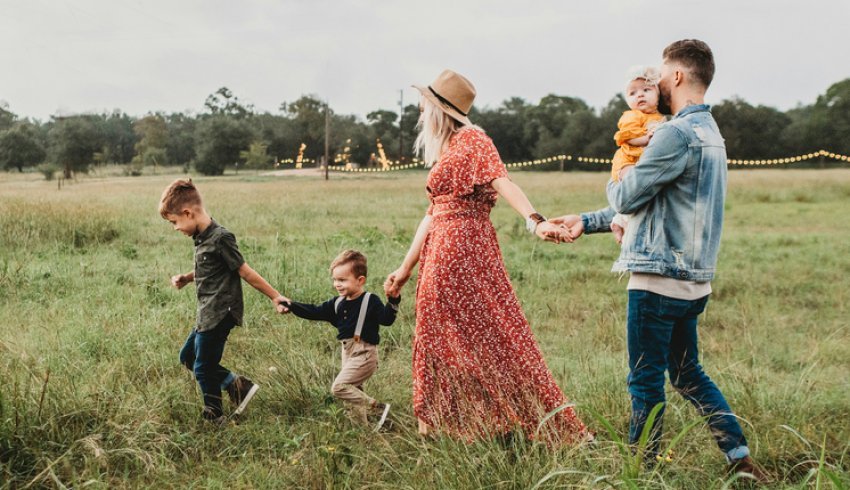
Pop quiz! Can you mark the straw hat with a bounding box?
[413,69,475,126]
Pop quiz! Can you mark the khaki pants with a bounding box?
[331,339,378,423]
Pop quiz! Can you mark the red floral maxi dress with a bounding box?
[413,127,590,444]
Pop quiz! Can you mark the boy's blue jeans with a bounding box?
[179,315,237,418]
[626,290,749,460]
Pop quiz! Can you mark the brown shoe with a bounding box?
[226,376,259,416]
[727,456,771,485]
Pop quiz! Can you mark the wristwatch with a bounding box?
[525,212,546,233]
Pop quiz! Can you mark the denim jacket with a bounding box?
[581,105,726,282]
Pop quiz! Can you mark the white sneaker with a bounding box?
[374,403,390,431]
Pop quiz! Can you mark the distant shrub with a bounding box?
[37,163,60,181]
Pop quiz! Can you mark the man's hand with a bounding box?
[549,215,584,241]
[171,274,192,289]
[535,221,570,243]
[273,295,291,314]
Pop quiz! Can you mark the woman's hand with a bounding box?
[535,221,571,243]
[549,215,584,241]
[384,267,412,297]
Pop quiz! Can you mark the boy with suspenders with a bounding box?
[282,250,399,429]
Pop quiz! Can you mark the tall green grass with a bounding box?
[1,169,848,488]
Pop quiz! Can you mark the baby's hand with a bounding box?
[611,223,625,245]
[384,281,399,299]
[646,121,663,139]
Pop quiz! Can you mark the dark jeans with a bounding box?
[626,290,747,457]
[179,315,236,418]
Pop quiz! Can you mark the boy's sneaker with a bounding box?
[372,402,391,431]
[226,376,259,416]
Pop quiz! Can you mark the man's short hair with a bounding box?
[159,179,203,218]
[330,249,368,278]
[663,39,715,88]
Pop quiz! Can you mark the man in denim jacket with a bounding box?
[553,40,766,480]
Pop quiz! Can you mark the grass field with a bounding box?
[1,168,849,489]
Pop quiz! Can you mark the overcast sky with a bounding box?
[2,0,848,121]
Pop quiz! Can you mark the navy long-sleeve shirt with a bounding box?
[286,292,400,345]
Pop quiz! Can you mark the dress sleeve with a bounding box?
[614,111,646,146]
[451,129,508,197]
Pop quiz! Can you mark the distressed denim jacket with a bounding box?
[581,105,726,282]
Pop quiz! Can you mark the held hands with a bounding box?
[384,267,411,298]
[171,274,192,289]
[535,221,572,243]
[273,295,291,314]
[547,214,584,243]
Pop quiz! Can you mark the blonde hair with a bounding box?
[624,65,661,93]
[330,249,368,278]
[413,97,462,166]
[159,179,203,218]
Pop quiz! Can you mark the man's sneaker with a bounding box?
[372,402,391,431]
[727,456,771,485]
[226,376,259,416]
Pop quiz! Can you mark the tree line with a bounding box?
[1,79,848,178]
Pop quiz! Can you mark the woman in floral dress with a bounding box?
[384,70,591,444]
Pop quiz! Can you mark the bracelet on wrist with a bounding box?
[525,213,546,233]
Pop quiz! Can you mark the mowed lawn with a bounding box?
[1,168,849,489]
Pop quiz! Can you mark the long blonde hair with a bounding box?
[413,97,462,167]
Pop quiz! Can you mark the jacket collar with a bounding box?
[674,104,710,119]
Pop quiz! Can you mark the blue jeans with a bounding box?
[626,290,748,459]
[179,315,237,418]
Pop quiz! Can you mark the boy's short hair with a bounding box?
[330,249,368,278]
[159,179,203,218]
[663,39,715,89]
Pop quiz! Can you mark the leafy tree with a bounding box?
[366,109,400,160]
[251,113,300,165]
[0,103,16,131]
[802,78,850,155]
[0,122,47,171]
[472,97,535,162]
[400,103,420,161]
[133,114,168,168]
[239,141,272,170]
[97,111,136,164]
[332,114,372,165]
[165,113,197,166]
[205,87,253,119]
[281,95,328,161]
[530,95,599,158]
[713,97,791,158]
[194,116,252,175]
[780,104,813,156]
[49,116,102,178]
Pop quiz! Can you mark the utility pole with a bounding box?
[324,99,330,181]
[398,89,404,163]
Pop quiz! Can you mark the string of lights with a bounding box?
[321,149,850,173]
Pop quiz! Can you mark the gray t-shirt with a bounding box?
[193,220,245,332]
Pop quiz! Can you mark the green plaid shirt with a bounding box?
[193,220,245,332]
